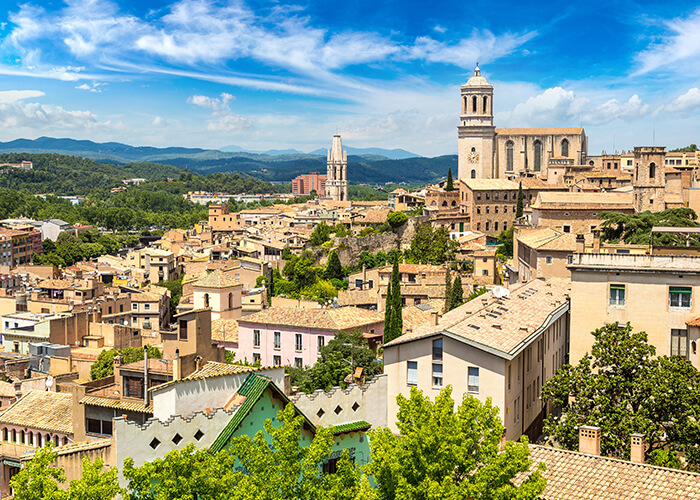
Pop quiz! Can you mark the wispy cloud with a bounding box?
[658,87,700,115]
[0,90,45,102]
[75,81,105,92]
[188,92,252,132]
[634,7,700,75]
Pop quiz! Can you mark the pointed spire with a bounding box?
[329,134,344,163]
[475,62,480,76]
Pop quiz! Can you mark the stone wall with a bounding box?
[291,374,387,429]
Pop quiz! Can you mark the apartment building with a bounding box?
[0,229,42,267]
[459,179,519,236]
[569,253,700,369]
[291,172,326,196]
[126,248,179,282]
[208,203,243,233]
[384,278,570,441]
[530,192,634,234]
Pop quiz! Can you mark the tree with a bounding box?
[90,345,162,380]
[496,226,514,258]
[310,222,332,246]
[366,386,546,500]
[599,208,700,246]
[443,269,452,313]
[157,277,183,313]
[384,279,393,341]
[9,444,67,500]
[516,182,524,219]
[383,258,403,343]
[386,211,408,229]
[282,247,294,260]
[541,322,700,468]
[67,457,121,500]
[409,224,457,265]
[446,168,454,191]
[449,275,464,309]
[325,250,344,281]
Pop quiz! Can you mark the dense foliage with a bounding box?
[542,322,700,469]
[367,386,546,499]
[34,230,140,267]
[386,211,407,229]
[670,144,698,152]
[273,251,347,303]
[408,224,457,264]
[90,345,163,380]
[286,330,381,393]
[598,208,700,245]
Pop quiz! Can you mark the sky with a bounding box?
[0,0,700,157]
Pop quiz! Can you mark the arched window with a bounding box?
[533,140,542,172]
[2,428,7,441]
[451,200,457,207]
[472,96,477,113]
[11,429,16,443]
[441,201,448,207]
[228,293,233,310]
[63,436,68,445]
[561,138,569,157]
[503,222,508,231]
[506,141,514,172]
[204,293,210,308]
[471,169,476,179]
[54,435,59,446]
[463,96,467,114]
[20,430,24,444]
[483,96,488,113]
[649,162,656,179]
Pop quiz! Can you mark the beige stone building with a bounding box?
[459,178,519,236]
[530,192,634,234]
[192,270,242,321]
[568,253,700,369]
[126,248,179,283]
[383,278,570,441]
[458,65,587,180]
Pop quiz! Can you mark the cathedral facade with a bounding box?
[458,65,588,181]
[325,134,349,202]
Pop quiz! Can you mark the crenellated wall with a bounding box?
[291,374,387,429]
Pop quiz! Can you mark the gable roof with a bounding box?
[531,192,633,210]
[0,390,73,434]
[521,444,700,499]
[238,306,383,331]
[495,127,584,135]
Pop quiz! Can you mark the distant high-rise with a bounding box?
[325,134,348,201]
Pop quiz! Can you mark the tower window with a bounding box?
[472,96,477,113]
[471,169,476,179]
[483,96,488,113]
[561,138,569,157]
[649,163,656,179]
[533,141,542,172]
[506,141,514,172]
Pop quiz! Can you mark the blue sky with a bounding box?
[0,0,699,156]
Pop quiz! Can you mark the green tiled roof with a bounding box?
[330,421,371,435]
[209,374,271,453]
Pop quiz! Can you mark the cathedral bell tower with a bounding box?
[458,64,496,180]
[325,134,348,202]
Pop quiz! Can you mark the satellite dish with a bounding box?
[45,375,54,390]
[492,286,510,298]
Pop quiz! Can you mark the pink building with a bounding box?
[236,307,384,367]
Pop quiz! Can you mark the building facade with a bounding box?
[325,135,348,202]
[459,178,519,236]
[292,173,326,196]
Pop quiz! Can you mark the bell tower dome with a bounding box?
[458,63,496,180]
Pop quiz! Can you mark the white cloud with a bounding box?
[75,81,104,92]
[582,95,649,124]
[151,116,166,127]
[188,92,251,132]
[659,88,700,115]
[432,25,447,34]
[635,8,700,75]
[0,100,102,130]
[0,90,45,102]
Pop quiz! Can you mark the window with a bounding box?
[179,320,188,340]
[670,286,692,308]
[508,364,511,391]
[86,418,113,436]
[295,333,302,351]
[472,95,477,112]
[483,95,488,113]
[407,361,418,386]
[253,329,261,348]
[132,303,138,311]
[143,318,151,329]
[432,338,443,360]
[567,255,573,264]
[295,357,303,368]
[533,140,542,172]
[432,363,443,387]
[503,206,507,213]
[274,331,281,349]
[120,304,124,313]
[561,138,569,157]
[494,222,499,232]
[253,353,261,363]
[468,367,479,393]
[476,207,481,215]
[144,303,150,311]
[124,376,144,398]
[545,256,553,265]
[471,169,476,179]
[610,284,625,306]
[562,224,571,233]
[671,329,689,357]
[649,162,656,179]
[273,355,281,366]
[318,336,325,352]
[506,141,514,172]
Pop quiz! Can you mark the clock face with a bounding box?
[468,150,480,163]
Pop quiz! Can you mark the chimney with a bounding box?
[579,426,601,456]
[592,229,601,252]
[143,346,149,407]
[575,233,585,253]
[430,311,440,326]
[173,349,181,381]
[631,433,645,464]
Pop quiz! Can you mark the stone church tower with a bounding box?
[325,134,348,201]
[458,64,496,180]
[633,146,666,212]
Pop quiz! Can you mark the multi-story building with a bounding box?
[568,253,700,370]
[530,192,634,234]
[0,229,42,267]
[292,173,326,196]
[126,248,179,283]
[459,178,519,236]
[208,204,243,233]
[383,278,570,441]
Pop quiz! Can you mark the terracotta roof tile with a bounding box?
[193,269,241,289]
[211,318,239,343]
[461,179,519,191]
[531,192,633,210]
[519,445,700,499]
[79,395,153,413]
[239,306,383,331]
[495,127,585,135]
[0,391,73,434]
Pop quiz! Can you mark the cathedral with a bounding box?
[325,134,349,201]
[457,65,588,180]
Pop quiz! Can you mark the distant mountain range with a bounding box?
[0,136,451,184]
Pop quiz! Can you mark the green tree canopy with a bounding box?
[366,386,546,500]
[598,208,700,245]
[446,168,454,191]
[90,345,162,380]
[386,211,408,229]
[325,250,344,281]
[409,224,457,264]
[310,222,333,246]
[541,322,700,469]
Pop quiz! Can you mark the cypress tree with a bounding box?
[446,168,454,192]
[444,268,452,313]
[516,182,524,219]
[384,280,393,340]
[450,275,464,309]
[324,250,343,281]
[389,257,403,339]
